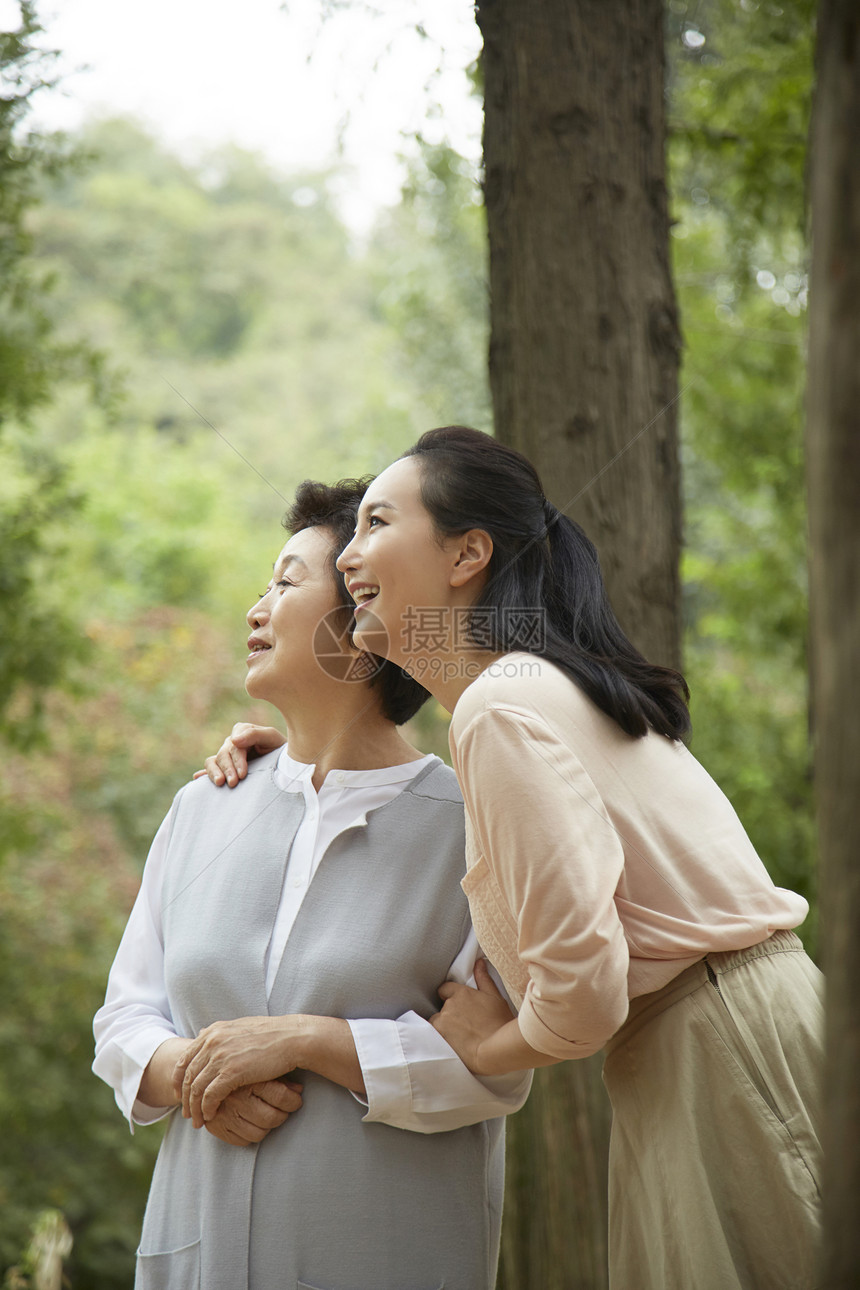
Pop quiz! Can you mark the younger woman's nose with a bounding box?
[336,538,359,572]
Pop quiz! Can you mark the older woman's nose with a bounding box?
[247,598,270,628]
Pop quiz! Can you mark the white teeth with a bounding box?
[354,586,380,604]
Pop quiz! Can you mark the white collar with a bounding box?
[274,744,437,794]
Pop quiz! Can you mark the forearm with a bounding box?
[477,1019,564,1077]
[139,1036,190,1108]
[293,1015,365,1096]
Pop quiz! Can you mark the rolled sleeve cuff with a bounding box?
[517,995,615,1061]
[94,1024,179,1131]
[347,1017,410,1120]
[348,1013,532,1133]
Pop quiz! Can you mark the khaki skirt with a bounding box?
[602,930,823,1290]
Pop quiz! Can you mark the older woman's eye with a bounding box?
[276,579,295,590]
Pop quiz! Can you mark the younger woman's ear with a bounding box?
[449,529,493,588]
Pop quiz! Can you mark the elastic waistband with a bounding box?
[605,929,805,1056]
[704,927,804,975]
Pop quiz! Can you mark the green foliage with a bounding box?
[0,773,162,1287]
[0,0,63,423]
[0,437,86,741]
[667,0,814,250]
[371,142,491,429]
[0,2,106,740]
[667,0,816,941]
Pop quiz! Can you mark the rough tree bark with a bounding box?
[476,2,682,1286]
[477,0,682,671]
[807,3,860,1285]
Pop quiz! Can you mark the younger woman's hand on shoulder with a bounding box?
[192,722,286,787]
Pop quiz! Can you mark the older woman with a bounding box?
[93,477,529,1290]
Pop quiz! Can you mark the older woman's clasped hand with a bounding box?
[203,1079,302,1147]
[430,959,516,1075]
[174,1016,305,1129]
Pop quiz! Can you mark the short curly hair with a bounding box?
[283,478,430,726]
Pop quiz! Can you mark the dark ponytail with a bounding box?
[403,426,690,741]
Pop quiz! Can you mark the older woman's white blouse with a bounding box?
[93,747,530,1134]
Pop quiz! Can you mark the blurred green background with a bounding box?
[0,1,815,1283]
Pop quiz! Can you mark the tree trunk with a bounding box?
[807,3,860,1284]
[477,3,682,1286]
[477,0,682,671]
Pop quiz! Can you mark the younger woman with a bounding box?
[332,425,822,1290]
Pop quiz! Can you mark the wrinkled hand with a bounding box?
[430,959,515,1074]
[192,722,286,787]
[174,1016,303,1127]
[204,1078,303,1147]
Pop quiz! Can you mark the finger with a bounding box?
[230,723,261,746]
[192,768,206,780]
[203,754,226,787]
[251,1080,302,1113]
[475,958,504,996]
[215,744,242,787]
[232,724,286,759]
[437,980,465,1001]
[200,1072,237,1124]
[228,744,248,783]
[248,1081,295,1112]
[173,1044,199,1100]
[181,1047,211,1118]
[243,1095,290,1132]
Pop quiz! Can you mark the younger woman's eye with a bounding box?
[368,515,385,529]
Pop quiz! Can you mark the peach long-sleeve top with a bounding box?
[449,653,809,1061]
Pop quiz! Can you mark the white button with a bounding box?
[336,772,345,783]
[290,877,304,888]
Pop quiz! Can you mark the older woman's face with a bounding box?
[245,526,352,708]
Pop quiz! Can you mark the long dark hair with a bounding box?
[403,426,690,740]
[284,478,430,726]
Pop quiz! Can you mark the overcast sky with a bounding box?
[11,0,482,229]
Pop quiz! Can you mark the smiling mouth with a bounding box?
[247,641,272,659]
[352,585,380,612]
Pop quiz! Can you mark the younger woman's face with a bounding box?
[336,456,469,668]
